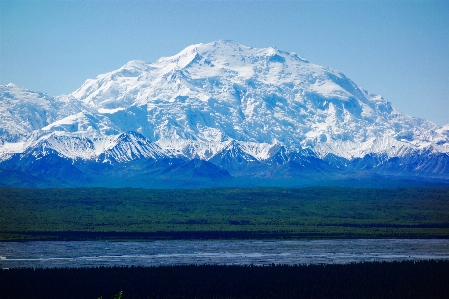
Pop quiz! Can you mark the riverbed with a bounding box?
[1,239,448,268]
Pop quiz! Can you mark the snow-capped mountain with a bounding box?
[0,84,82,143]
[1,40,448,187]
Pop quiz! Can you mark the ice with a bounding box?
[0,40,448,168]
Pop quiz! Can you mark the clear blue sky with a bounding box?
[1,0,448,125]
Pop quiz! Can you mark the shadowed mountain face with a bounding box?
[1,41,449,187]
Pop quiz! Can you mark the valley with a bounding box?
[1,187,448,241]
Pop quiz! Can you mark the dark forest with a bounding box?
[2,261,449,299]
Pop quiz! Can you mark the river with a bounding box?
[1,239,448,268]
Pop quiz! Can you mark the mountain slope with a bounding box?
[1,40,449,187]
[65,40,447,157]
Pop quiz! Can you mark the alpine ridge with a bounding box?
[1,40,448,187]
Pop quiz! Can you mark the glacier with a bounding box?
[1,40,448,187]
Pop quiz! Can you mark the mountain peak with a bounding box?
[1,41,449,185]
[44,41,445,153]
[121,60,151,71]
[5,83,21,88]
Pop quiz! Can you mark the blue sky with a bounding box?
[1,0,448,125]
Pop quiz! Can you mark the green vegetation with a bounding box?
[1,187,449,241]
[98,291,123,299]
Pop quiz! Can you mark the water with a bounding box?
[1,239,448,268]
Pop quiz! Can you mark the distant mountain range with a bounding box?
[1,40,449,188]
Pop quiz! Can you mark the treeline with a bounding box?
[1,261,449,299]
[1,187,449,240]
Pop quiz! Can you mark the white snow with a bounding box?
[0,40,448,163]
[98,107,125,114]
